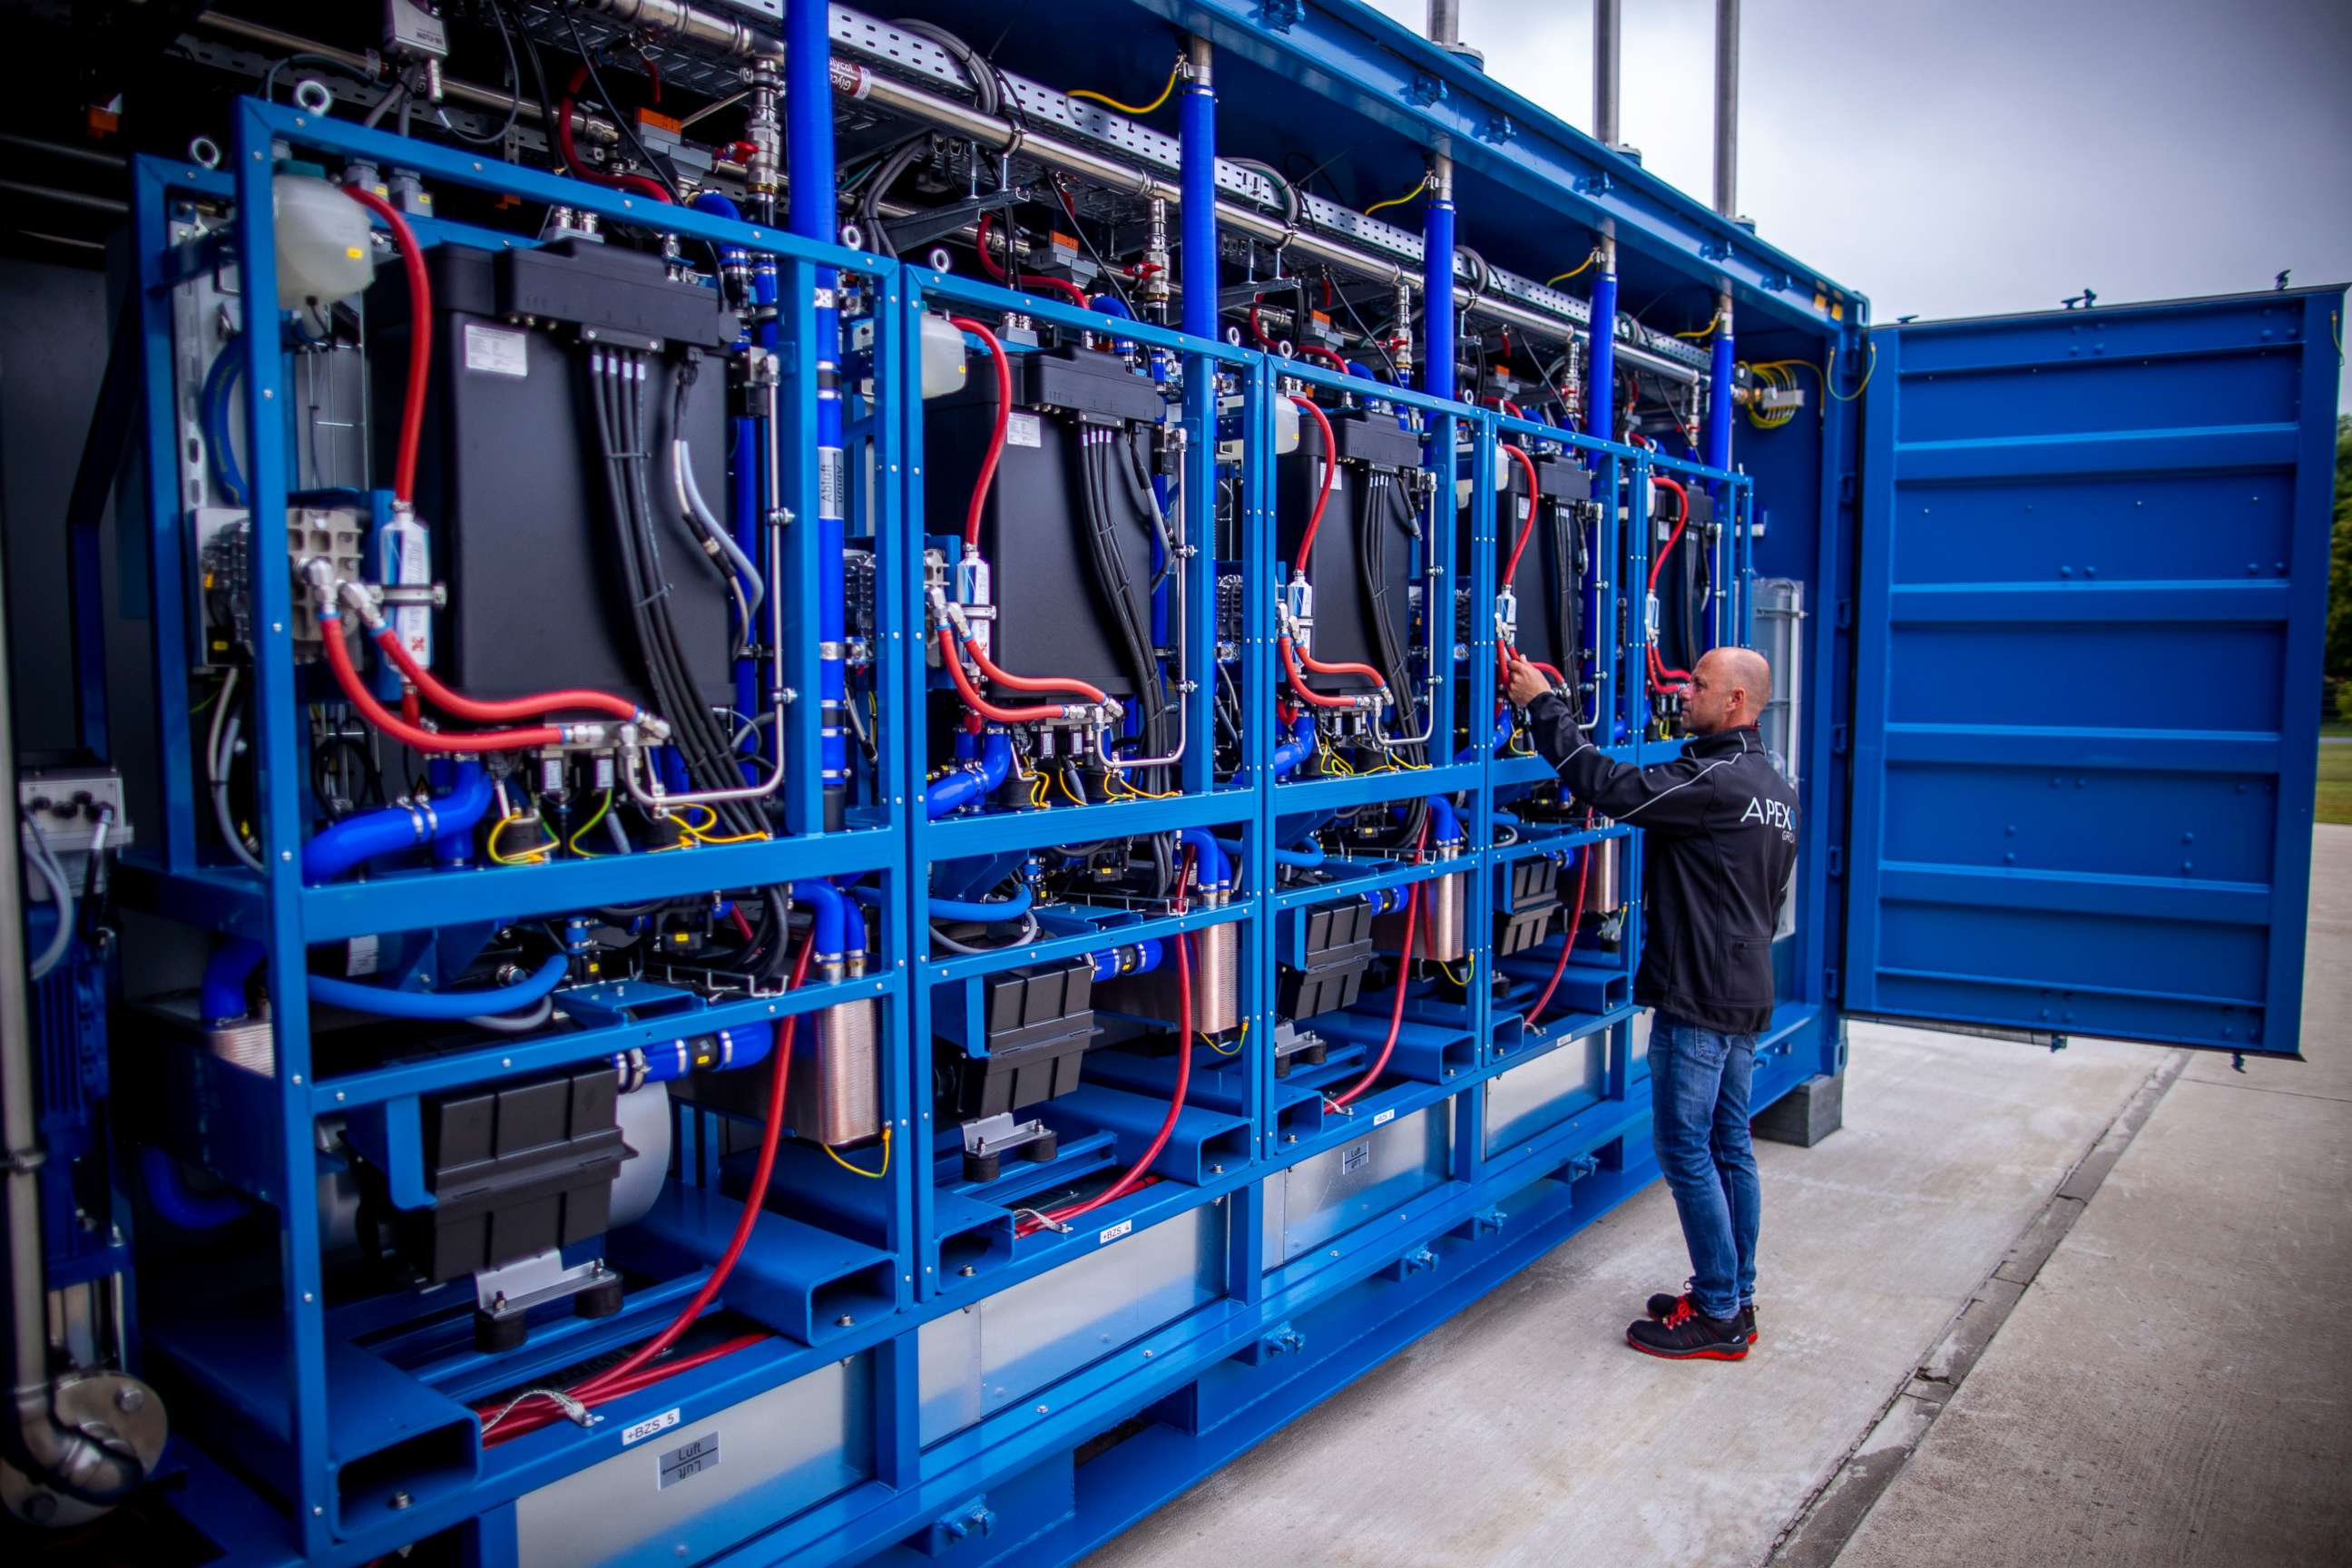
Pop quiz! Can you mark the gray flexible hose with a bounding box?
[927,911,1039,956]
[19,820,73,983]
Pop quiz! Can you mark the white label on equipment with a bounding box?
[1097,1219,1132,1246]
[1006,412,1043,449]
[621,1408,680,1446]
[657,1432,720,1489]
[1341,1141,1371,1174]
[346,934,378,977]
[463,323,529,377]
[818,446,848,521]
[1372,1108,1396,1128]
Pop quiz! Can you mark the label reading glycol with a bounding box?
[462,323,528,377]
[621,1408,680,1446]
[1006,412,1043,449]
[658,1432,720,1489]
[1097,1218,1133,1246]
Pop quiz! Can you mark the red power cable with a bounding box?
[339,185,429,508]
[1019,853,1197,1236]
[949,316,1011,551]
[322,616,562,751]
[964,639,1108,704]
[374,629,642,724]
[940,630,1067,724]
[1279,635,1383,710]
[1299,345,1350,374]
[1288,394,1338,574]
[481,936,815,1446]
[1646,475,1694,693]
[1525,809,1597,1028]
[1499,443,1543,588]
[1327,817,1432,1112]
[972,214,1089,307]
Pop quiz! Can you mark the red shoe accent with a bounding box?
[1625,1329,1750,1362]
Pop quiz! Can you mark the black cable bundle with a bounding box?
[1547,495,1583,689]
[1359,469,1426,851]
[1679,505,1710,678]
[1359,469,1420,764]
[1077,425,1171,790]
[588,347,764,837]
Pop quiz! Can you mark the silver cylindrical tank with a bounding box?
[1415,872,1469,962]
[789,995,884,1147]
[1583,837,1623,915]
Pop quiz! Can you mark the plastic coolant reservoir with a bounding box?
[922,314,969,399]
[274,175,376,309]
[1274,395,1301,456]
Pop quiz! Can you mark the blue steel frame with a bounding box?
[90,8,1861,1555]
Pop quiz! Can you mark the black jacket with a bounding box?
[1524,694,1798,1034]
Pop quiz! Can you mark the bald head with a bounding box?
[1685,647,1771,736]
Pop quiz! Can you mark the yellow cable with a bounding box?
[816,1128,891,1180]
[1200,1017,1249,1056]
[1546,251,1601,286]
[1361,174,1428,218]
[487,812,553,866]
[1054,769,1089,808]
[564,789,613,858]
[1068,58,1184,116]
[1673,311,1724,341]
[1826,339,1877,402]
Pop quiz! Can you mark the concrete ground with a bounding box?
[1828,827,2352,1568]
[1080,828,2350,1568]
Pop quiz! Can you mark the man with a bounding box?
[1505,646,1797,1362]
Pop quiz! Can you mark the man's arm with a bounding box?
[1520,689,1721,835]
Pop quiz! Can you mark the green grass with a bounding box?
[2321,741,2352,828]
[2324,720,2352,739]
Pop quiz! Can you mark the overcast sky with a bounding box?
[1363,0,2352,407]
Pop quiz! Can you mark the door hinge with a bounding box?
[1824,967,1841,1001]
[1831,722,1849,756]
[1838,473,1857,507]
[1835,599,1854,631]
[1827,846,1844,878]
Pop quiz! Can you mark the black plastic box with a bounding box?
[1275,411,1421,695]
[368,240,733,710]
[1494,858,1564,958]
[926,349,1165,698]
[408,1069,626,1282]
[937,959,1099,1122]
[1278,897,1377,1019]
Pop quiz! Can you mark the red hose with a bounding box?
[339,185,428,508]
[1247,298,1276,350]
[1289,394,1338,574]
[1300,346,1350,375]
[1280,635,1377,710]
[965,636,1108,704]
[481,937,813,1446]
[1500,444,1542,589]
[476,1331,770,1445]
[949,317,1011,551]
[323,616,561,751]
[1328,817,1432,1112]
[1646,475,1690,595]
[970,215,1089,308]
[375,629,640,723]
[975,212,1008,279]
[942,630,1067,724]
[553,83,674,203]
[1525,810,1596,1028]
[1020,856,1197,1236]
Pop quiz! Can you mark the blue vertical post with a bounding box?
[1420,157,1455,401]
[233,103,331,1558]
[788,0,848,828]
[1703,299,1735,657]
[1180,35,1217,797]
[1179,38,1217,345]
[1585,258,1618,441]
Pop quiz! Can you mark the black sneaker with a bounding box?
[1645,1289,1759,1345]
[1627,1297,1749,1360]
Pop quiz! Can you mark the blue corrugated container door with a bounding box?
[1846,288,2344,1056]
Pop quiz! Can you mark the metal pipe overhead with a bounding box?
[1593,0,1622,150]
[1713,0,1740,220]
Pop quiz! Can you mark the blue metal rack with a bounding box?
[41,1,1930,1559]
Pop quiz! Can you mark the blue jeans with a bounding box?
[1648,1014,1759,1321]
